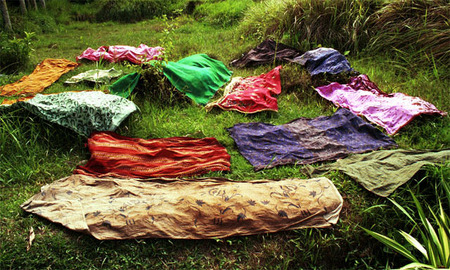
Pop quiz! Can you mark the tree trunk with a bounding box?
[38,0,46,9]
[19,0,27,14]
[31,0,37,11]
[26,0,31,10]
[0,0,12,32]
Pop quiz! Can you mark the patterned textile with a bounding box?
[228,108,397,170]
[315,74,447,134]
[206,66,282,113]
[303,149,450,197]
[21,174,343,240]
[76,44,164,64]
[74,131,231,178]
[65,68,123,84]
[0,59,79,97]
[230,39,302,67]
[19,91,137,136]
[163,54,232,105]
[109,72,141,98]
[293,47,353,76]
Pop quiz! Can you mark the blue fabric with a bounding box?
[293,47,353,76]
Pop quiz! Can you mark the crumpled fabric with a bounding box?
[163,54,232,105]
[64,68,123,84]
[228,108,397,171]
[108,72,140,98]
[21,174,343,240]
[206,66,282,113]
[315,74,447,135]
[0,59,79,97]
[18,91,137,136]
[76,44,164,64]
[293,47,353,76]
[230,39,303,67]
[74,131,231,178]
[303,149,450,197]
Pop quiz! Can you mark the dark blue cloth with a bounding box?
[293,47,353,76]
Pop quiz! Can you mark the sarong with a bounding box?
[65,68,123,84]
[293,47,353,76]
[76,44,164,64]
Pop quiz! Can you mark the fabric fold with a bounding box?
[76,44,164,64]
[108,72,141,98]
[292,47,353,76]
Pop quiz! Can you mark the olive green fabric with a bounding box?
[109,72,141,98]
[303,149,450,197]
[163,54,232,105]
[65,68,123,84]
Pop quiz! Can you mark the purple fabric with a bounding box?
[228,108,397,170]
[76,44,164,64]
[315,74,447,135]
[293,47,353,76]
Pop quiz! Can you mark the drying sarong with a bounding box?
[293,47,353,76]
[65,68,123,84]
[76,44,164,64]
[303,149,450,197]
[163,54,232,105]
[230,39,302,67]
[0,59,79,97]
[315,74,447,134]
[74,132,231,178]
[206,66,282,113]
[18,91,137,136]
[228,108,397,170]
[109,72,140,98]
[21,174,343,240]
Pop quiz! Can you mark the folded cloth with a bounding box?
[21,174,343,240]
[303,149,450,197]
[0,59,79,97]
[76,44,164,64]
[292,47,353,76]
[163,54,232,105]
[230,39,303,67]
[228,108,397,170]
[108,72,140,98]
[74,131,231,178]
[206,66,282,113]
[64,68,123,84]
[315,74,447,134]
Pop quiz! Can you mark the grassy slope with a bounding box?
[0,14,449,269]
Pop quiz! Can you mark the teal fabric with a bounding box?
[65,68,123,84]
[163,54,232,105]
[109,72,141,98]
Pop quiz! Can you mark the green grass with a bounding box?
[0,2,449,269]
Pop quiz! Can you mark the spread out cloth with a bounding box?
[17,91,137,136]
[21,174,343,240]
[315,74,447,135]
[292,47,353,76]
[163,54,232,105]
[205,66,282,113]
[109,72,141,98]
[0,59,79,97]
[74,131,231,178]
[65,68,123,84]
[230,39,303,67]
[303,149,450,197]
[76,44,164,64]
[228,108,397,171]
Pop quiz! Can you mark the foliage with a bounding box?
[0,32,34,74]
[193,0,253,27]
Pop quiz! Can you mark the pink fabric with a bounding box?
[76,44,164,64]
[315,74,447,135]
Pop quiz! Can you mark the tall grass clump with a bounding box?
[193,0,253,27]
[0,32,34,74]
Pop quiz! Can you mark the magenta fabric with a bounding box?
[315,74,447,135]
[76,44,164,64]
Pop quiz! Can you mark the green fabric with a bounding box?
[65,68,123,84]
[303,149,450,197]
[109,72,141,98]
[163,54,232,105]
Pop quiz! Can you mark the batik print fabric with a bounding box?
[315,74,447,135]
[206,66,282,113]
[76,44,164,64]
[74,131,231,178]
[292,47,353,76]
[64,68,123,84]
[228,108,397,171]
[0,59,79,97]
[21,174,343,240]
[230,39,303,67]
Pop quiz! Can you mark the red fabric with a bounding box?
[74,132,231,178]
[212,66,282,113]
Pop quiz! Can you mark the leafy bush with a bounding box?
[193,0,252,27]
[95,0,179,22]
[0,32,34,74]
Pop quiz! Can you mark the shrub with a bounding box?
[193,0,252,27]
[95,0,179,22]
[0,32,34,74]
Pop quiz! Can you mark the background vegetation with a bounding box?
[1,0,449,269]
